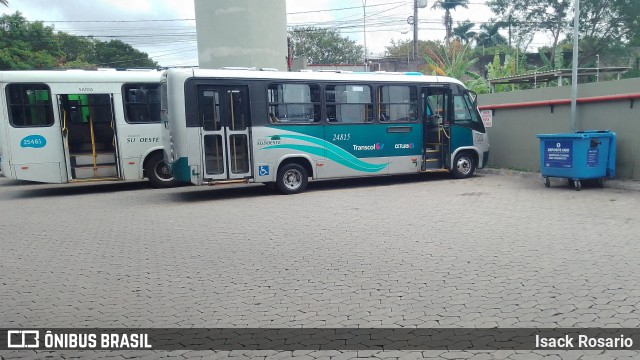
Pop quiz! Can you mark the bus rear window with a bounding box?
[7,83,54,127]
[123,83,161,124]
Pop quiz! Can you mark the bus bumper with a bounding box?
[481,151,489,168]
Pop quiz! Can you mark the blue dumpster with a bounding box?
[536,130,616,190]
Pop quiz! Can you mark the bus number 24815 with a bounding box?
[332,133,351,141]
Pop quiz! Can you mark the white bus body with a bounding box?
[0,70,177,187]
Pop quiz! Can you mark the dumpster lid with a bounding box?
[537,130,614,139]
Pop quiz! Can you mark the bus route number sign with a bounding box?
[543,140,573,168]
[20,135,47,148]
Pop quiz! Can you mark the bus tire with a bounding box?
[276,163,308,195]
[146,153,178,188]
[451,151,476,179]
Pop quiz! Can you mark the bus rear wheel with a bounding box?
[276,163,308,195]
[146,153,178,188]
[452,151,476,179]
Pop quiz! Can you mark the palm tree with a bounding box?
[422,40,479,81]
[431,0,469,46]
[453,20,476,45]
[0,0,8,6]
[476,22,507,48]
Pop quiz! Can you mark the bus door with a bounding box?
[58,94,121,181]
[420,86,451,171]
[199,86,252,180]
[4,83,65,183]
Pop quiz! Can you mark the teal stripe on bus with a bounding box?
[171,157,191,182]
[450,126,473,153]
[273,123,423,158]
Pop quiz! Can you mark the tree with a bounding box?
[488,0,571,68]
[288,27,363,65]
[476,22,507,48]
[0,12,158,70]
[384,39,442,60]
[421,40,482,85]
[1,0,8,6]
[575,0,640,65]
[93,40,157,68]
[422,41,489,93]
[431,0,470,46]
[453,20,476,44]
[56,32,96,68]
[486,53,517,92]
[0,12,62,69]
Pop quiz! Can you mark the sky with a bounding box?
[1,0,553,67]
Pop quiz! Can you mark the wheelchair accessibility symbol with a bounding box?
[258,165,269,176]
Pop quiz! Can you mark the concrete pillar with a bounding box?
[194,0,288,70]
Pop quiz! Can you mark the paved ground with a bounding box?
[0,173,639,359]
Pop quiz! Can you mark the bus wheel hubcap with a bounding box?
[155,162,173,180]
[457,157,471,175]
[283,169,302,189]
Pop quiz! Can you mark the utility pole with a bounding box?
[362,0,367,71]
[508,15,512,48]
[413,0,418,60]
[570,0,580,132]
[596,54,600,82]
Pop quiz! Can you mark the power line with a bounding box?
[27,18,195,24]
[287,1,406,15]
[23,2,409,24]
[4,1,564,65]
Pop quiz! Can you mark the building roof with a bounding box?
[488,67,631,86]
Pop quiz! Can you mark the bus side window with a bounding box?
[325,84,373,123]
[453,93,484,132]
[379,85,417,122]
[267,83,321,124]
[123,83,161,124]
[6,84,54,127]
[453,95,471,122]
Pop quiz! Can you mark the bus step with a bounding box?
[206,179,250,186]
[424,149,440,159]
[69,177,121,183]
[420,169,449,173]
[423,159,442,169]
[71,153,116,167]
[77,143,109,152]
[72,165,118,179]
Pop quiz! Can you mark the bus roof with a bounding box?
[0,69,162,83]
[172,68,465,87]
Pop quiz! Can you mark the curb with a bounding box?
[477,168,640,192]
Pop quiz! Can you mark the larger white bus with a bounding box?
[0,70,178,187]
[162,68,489,194]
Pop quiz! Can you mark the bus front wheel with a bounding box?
[452,152,476,179]
[276,163,308,195]
[146,153,178,188]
